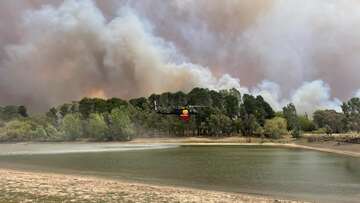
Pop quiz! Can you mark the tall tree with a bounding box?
[187,88,212,106]
[342,97,360,133]
[0,106,24,121]
[241,94,274,126]
[313,110,346,133]
[224,94,240,119]
[129,97,149,110]
[62,113,83,141]
[283,103,298,131]
[18,106,28,117]
[207,113,232,136]
[86,113,109,141]
[240,114,259,136]
[109,107,134,141]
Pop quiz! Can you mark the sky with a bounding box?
[0,0,359,113]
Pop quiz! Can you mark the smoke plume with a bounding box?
[0,0,242,111]
[355,90,360,98]
[0,0,359,114]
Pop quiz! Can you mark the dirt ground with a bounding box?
[129,136,360,157]
[0,169,307,203]
[295,140,360,155]
[129,136,294,144]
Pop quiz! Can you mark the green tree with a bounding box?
[256,96,275,121]
[207,113,232,136]
[86,113,109,141]
[106,98,128,111]
[264,117,288,139]
[283,103,298,131]
[241,94,274,126]
[78,98,96,118]
[45,124,64,140]
[59,103,72,117]
[46,107,60,127]
[18,106,28,117]
[62,113,83,141]
[2,120,33,141]
[313,110,346,133]
[298,115,316,132]
[109,107,135,141]
[31,126,48,141]
[129,97,149,110]
[188,88,212,106]
[0,106,24,121]
[210,90,224,110]
[342,97,360,133]
[240,114,259,136]
[224,94,240,119]
[291,126,303,138]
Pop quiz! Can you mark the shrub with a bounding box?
[1,120,33,141]
[30,126,48,141]
[45,125,65,141]
[298,116,316,132]
[264,117,288,139]
[291,126,303,138]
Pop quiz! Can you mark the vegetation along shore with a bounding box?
[0,87,359,143]
[0,87,358,203]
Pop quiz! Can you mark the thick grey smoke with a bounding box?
[241,0,360,97]
[0,0,242,111]
[0,0,359,114]
[356,90,360,98]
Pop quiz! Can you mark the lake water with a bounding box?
[0,144,359,203]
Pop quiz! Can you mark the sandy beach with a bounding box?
[0,169,307,203]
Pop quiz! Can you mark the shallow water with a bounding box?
[0,144,359,203]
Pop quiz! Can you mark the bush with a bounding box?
[0,120,33,141]
[291,127,303,138]
[324,125,333,135]
[312,128,326,134]
[30,126,48,141]
[298,116,315,132]
[45,125,65,141]
[264,117,288,139]
[254,126,265,137]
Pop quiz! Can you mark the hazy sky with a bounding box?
[0,0,359,113]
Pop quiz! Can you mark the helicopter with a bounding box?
[153,101,207,122]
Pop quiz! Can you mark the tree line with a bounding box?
[0,87,359,142]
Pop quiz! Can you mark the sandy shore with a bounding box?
[0,169,307,203]
[130,137,360,157]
